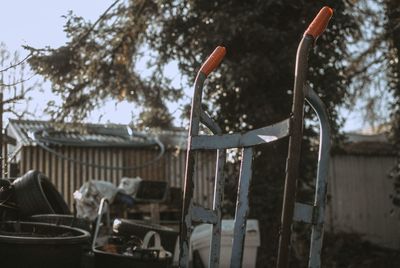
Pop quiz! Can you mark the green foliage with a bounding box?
[385,0,400,208]
[26,1,180,127]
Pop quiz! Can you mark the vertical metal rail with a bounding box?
[179,72,205,268]
[202,110,227,267]
[277,34,313,268]
[277,7,333,268]
[231,147,254,267]
[209,148,227,267]
[305,86,331,268]
[92,198,111,251]
[179,47,227,268]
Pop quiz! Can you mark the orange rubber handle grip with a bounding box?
[199,46,226,76]
[304,6,334,39]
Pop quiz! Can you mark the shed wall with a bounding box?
[17,145,400,249]
[18,146,216,209]
[326,154,400,249]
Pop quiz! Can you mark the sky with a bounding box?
[0,1,365,132]
[0,1,109,50]
[0,0,143,126]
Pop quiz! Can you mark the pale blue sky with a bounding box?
[0,1,140,126]
[0,1,364,131]
[0,1,110,52]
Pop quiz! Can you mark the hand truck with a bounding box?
[179,7,334,268]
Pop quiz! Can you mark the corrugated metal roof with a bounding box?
[332,132,395,156]
[334,141,395,156]
[6,119,171,148]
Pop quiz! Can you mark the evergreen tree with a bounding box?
[385,0,400,209]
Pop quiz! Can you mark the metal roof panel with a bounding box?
[6,119,160,148]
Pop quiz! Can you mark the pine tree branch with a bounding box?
[72,0,121,48]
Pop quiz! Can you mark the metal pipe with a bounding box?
[179,72,206,268]
[277,35,314,268]
[305,86,331,268]
[92,198,111,251]
[208,148,226,267]
[230,147,254,268]
[179,46,226,267]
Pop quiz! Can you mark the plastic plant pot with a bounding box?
[30,214,92,233]
[0,221,90,268]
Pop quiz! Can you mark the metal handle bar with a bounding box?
[181,7,333,267]
[305,85,331,268]
[92,198,111,251]
[179,47,227,268]
[277,7,334,268]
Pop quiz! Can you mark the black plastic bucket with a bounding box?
[30,214,92,232]
[0,221,90,268]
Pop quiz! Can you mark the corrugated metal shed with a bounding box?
[326,135,400,249]
[334,132,395,156]
[7,119,159,147]
[5,120,216,211]
[327,154,400,249]
[12,120,397,249]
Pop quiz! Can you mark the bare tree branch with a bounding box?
[2,94,25,105]
[345,54,386,79]
[0,74,36,87]
[0,52,32,73]
[3,108,33,119]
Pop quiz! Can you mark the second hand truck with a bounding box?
[179,7,334,268]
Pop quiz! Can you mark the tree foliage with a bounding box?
[27,0,359,265]
[385,0,400,209]
[26,0,180,128]
[343,0,394,132]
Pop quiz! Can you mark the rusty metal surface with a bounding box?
[277,35,314,268]
[209,148,226,267]
[179,72,206,268]
[230,147,254,268]
[191,205,217,224]
[179,65,289,267]
[181,37,331,268]
[191,118,290,150]
[305,86,331,268]
[293,202,314,224]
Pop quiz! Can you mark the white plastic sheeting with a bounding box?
[73,180,119,221]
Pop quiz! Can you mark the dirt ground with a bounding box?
[281,231,400,268]
[321,232,400,268]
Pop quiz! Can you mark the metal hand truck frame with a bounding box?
[179,7,334,268]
